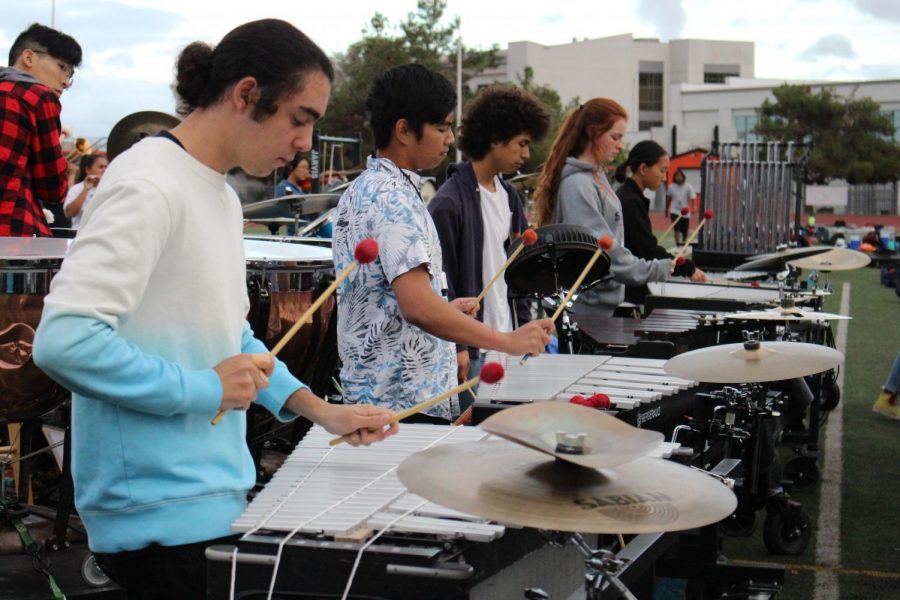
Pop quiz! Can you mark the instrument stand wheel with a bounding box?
[783,454,820,490]
[81,553,112,587]
[820,375,841,412]
[763,496,811,555]
[722,508,757,537]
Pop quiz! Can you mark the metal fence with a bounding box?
[846,182,898,215]
[701,142,807,255]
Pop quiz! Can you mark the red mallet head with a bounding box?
[680,207,690,216]
[569,394,588,406]
[598,235,614,251]
[703,209,715,220]
[588,393,611,409]
[354,238,379,264]
[675,256,686,266]
[521,228,538,246]
[479,361,505,385]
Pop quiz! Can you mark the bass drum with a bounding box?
[0,238,71,424]
[505,224,612,296]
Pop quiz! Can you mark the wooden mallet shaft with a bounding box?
[659,207,689,242]
[475,229,537,304]
[211,239,379,426]
[673,210,714,262]
[327,376,481,446]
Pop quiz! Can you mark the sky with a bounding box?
[3,0,900,141]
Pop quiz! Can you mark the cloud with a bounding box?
[635,0,686,40]
[540,14,565,25]
[851,0,900,22]
[799,34,856,61]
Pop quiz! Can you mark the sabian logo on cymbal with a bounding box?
[574,492,671,510]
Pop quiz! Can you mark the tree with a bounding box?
[516,66,578,171]
[318,0,499,162]
[755,84,900,184]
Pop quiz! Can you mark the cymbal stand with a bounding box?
[571,534,637,600]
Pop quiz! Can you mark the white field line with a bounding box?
[814,282,850,600]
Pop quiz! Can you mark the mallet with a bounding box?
[211,238,379,426]
[475,229,537,304]
[672,209,714,263]
[327,361,505,446]
[521,235,614,364]
[659,206,690,243]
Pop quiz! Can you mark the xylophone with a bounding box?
[644,280,790,312]
[471,354,703,434]
[207,424,683,600]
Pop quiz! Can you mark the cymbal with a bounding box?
[745,245,832,261]
[107,111,181,161]
[725,308,851,322]
[480,402,663,469]
[735,246,831,272]
[664,341,843,383]
[787,248,871,271]
[398,441,737,534]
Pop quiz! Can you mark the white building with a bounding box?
[666,77,900,152]
[467,33,755,134]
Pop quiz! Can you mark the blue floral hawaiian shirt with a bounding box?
[333,157,457,420]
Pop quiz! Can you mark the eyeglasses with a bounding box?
[29,49,75,85]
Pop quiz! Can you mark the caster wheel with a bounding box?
[722,509,756,537]
[763,499,811,555]
[784,455,820,489]
[821,377,841,412]
[81,553,112,587]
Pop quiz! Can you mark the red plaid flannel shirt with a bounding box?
[0,79,68,237]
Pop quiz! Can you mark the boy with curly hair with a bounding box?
[429,85,550,406]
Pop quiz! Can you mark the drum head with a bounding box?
[243,239,332,263]
[505,224,611,296]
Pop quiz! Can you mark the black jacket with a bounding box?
[428,161,532,357]
[618,178,695,303]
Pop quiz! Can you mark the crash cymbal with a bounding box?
[664,340,843,383]
[787,248,871,271]
[107,111,181,160]
[398,440,736,534]
[480,402,663,469]
[735,246,832,272]
[725,308,851,321]
[745,245,832,261]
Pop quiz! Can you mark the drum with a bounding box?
[505,224,612,296]
[0,238,71,423]
[243,239,336,385]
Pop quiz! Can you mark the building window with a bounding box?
[704,64,740,85]
[639,120,663,131]
[735,114,760,142]
[639,72,663,112]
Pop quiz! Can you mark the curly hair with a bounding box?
[533,98,627,226]
[457,85,551,160]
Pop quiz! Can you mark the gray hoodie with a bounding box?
[0,67,41,85]
[555,157,671,312]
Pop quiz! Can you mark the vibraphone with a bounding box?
[644,280,788,313]
[207,425,682,600]
[471,354,704,434]
[571,306,723,358]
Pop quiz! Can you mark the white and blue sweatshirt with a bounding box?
[33,137,302,553]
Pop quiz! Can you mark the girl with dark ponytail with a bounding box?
[616,141,707,303]
[532,98,674,315]
[34,20,396,599]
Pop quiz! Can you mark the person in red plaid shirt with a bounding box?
[1,23,82,237]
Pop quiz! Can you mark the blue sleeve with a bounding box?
[33,311,222,416]
[33,313,303,421]
[239,321,304,422]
